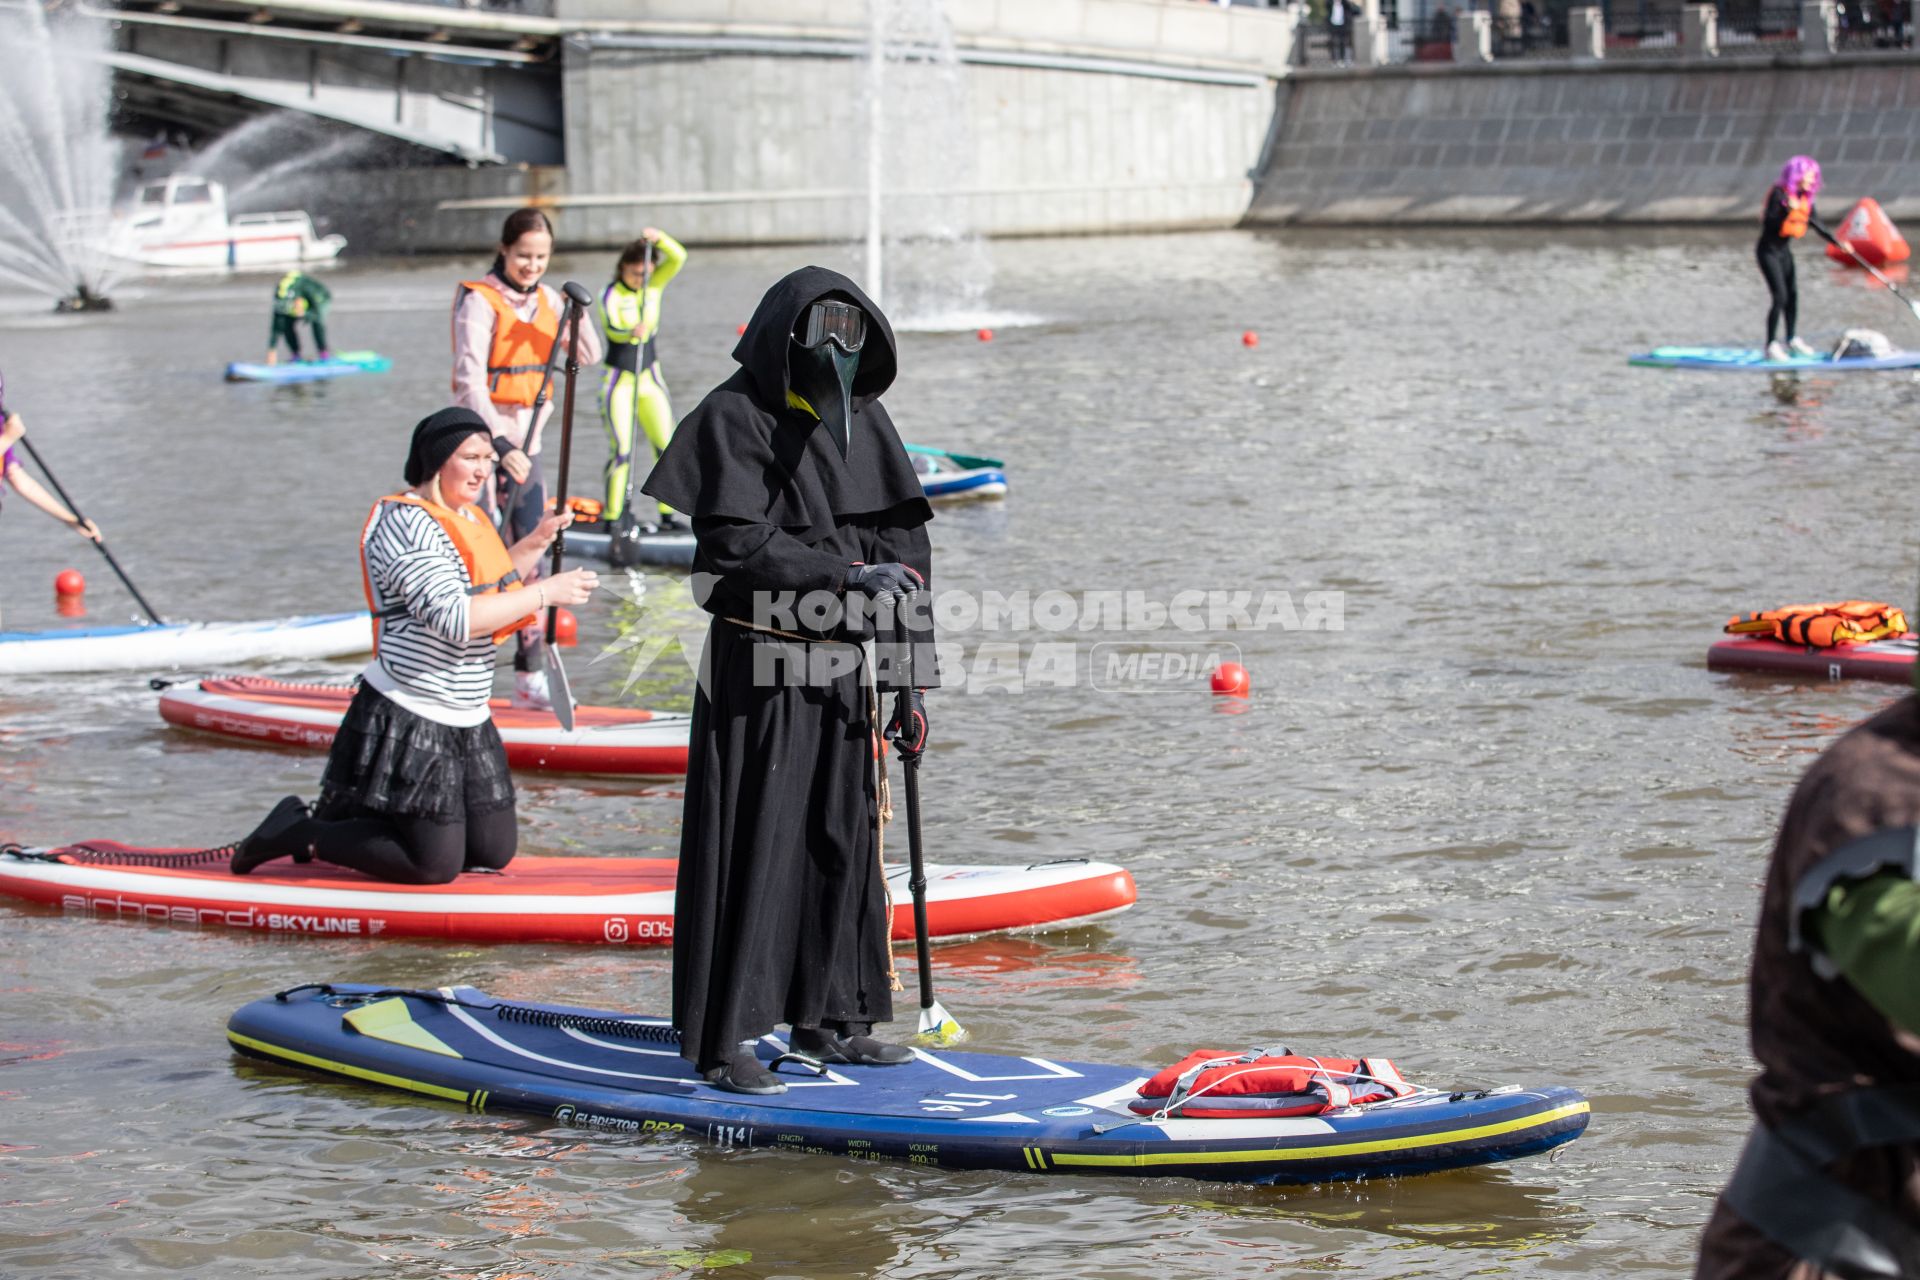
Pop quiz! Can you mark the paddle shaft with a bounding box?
[1832,234,1920,319]
[545,293,587,622]
[17,437,164,624]
[896,632,936,1013]
[903,749,936,1012]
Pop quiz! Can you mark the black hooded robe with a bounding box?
[641,267,939,1072]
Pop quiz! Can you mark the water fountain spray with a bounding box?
[0,3,123,312]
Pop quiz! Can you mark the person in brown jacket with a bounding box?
[1694,693,1920,1278]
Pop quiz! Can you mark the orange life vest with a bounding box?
[361,492,525,648]
[1724,601,1908,648]
[1776,192,1811,240]
[455,280,558,408]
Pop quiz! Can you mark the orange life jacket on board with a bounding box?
[455,280,559,408]
[361,492,525,649]
[1725,601,1907,648]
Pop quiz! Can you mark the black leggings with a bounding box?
[1757,244,1797,344]
[270,313,328,358]
[289,805,516,886]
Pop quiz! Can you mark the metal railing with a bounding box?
[1717,1,1802,53]
[1605,3,1688,55]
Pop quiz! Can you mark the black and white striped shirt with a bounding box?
[361,501,502,726]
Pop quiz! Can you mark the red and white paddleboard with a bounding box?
[158,676,689,777]
[1707,634,1918,684]
[0,847,1137,946]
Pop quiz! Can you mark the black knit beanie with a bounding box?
[404,406,490,485]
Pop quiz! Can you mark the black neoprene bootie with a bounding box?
[703,1048,787,1096]
[230,796,311,875]
[790,1026,914,1066]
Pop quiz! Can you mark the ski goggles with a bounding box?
[795,299,867,353]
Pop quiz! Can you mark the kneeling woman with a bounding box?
[231,408,599,883]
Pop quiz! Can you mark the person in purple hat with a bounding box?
[1757,156,1842,361]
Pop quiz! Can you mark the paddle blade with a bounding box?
[915,1000,966,1047]
[545,643,577,732]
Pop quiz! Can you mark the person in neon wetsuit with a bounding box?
[1757,155,1841,362]
[0,378,101,542]
[267,270,332,365]
[599,228,687,530]
[450,207,604,708]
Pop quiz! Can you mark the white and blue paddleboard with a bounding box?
[224,351,392,383]
[0,611,371,675]
[229,983,1590,1186]
[909,444,1008,500]
[1629,346,1920,371]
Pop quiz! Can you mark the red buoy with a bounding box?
[1241,331,1259,348]
[1210,661,1251,697]
[1826,197,1911,269]
[54,568,85,596]
[977,328,994,342]
[736,323,747,336]
[553,606,578,647]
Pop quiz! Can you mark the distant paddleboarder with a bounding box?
[0,374,101,542]
[1757,156,1841,362]
[266,270,332,365]
[641,267,938,1095]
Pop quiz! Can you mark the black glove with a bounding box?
[845,561,924,602]
[885,687,929,756]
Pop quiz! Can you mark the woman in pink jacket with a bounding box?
[450,208,604,707]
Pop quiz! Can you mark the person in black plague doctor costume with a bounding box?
[642,266,939,1095]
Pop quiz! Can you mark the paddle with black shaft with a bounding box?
[1825,222,1920,324]
[539,280,596,733]
[16,437,165,625]
[887,604,964,1046]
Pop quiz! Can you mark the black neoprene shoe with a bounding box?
[790,1027,915,1066]
[230,796,309,876]
[703,1050,787,1096]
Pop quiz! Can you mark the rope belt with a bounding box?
[723,616,903,993]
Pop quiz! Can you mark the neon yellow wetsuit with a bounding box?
[599,233,685,522]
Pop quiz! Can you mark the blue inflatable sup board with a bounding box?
[228,983,1590,1185]
[225,351,392,383]
[1629,346,1920,371]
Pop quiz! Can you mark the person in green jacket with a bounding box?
[598,229,686,528]
[1693,685,1920,1277]
[268,270,332,365]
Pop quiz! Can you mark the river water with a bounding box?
[3,228,1918,1278]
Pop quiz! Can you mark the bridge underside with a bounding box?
[110,6,562,166]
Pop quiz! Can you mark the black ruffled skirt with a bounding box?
[316,685,515,823]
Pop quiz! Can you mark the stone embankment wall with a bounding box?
[1246,56,1920,225]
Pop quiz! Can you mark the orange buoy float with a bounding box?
[1826,197,1910,269]
[54,568,85,596]
[1241,331,1259,348]
[1210,661,1251,697]
[552,606,578,646]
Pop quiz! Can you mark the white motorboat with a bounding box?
[108,175,346,270]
